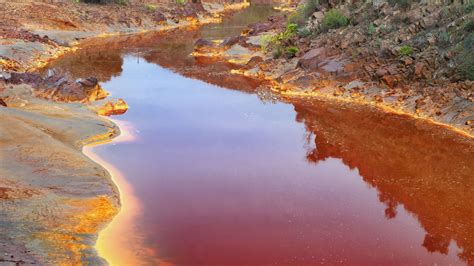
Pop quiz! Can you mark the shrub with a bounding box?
[460,56,474,80]
[457,33,474,80]
[115,0,127,5]
[288,0,319,26]
[145,4,157,12]
[297,27,311,38]
[436,31,450,48]
[388,0,410,9]
[464,0,474,13]
[263,23,299,58]
[368,23,376,36]
[285,46,299,58]
[272,48,282,59]
[176,0,186,5]
[464,19,474,33]
[399,45,413,56]
[321,9,349,31]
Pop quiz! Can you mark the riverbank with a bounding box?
[191,1,474,136]
[0,83,120,264]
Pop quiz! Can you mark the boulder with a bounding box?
[297,48,325,70]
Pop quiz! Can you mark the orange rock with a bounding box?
[97,99,128,116]
[381,75,398,88]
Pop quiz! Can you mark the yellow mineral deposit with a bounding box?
[83,119,158,265]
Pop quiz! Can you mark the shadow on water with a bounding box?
[44,4,474,265]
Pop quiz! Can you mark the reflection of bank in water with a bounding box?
[296,101,474,265]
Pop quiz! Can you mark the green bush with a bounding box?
[457,33,474,80]
[263,23,299,58]
[145,4,157,12]
[288,0,319,26]
[321,9,349,31]
[115,0,127,5]
[368,23,376,36]
[464,0,474,13]
[399,45,413,56]
[176,0,186,5]
[436,31,450,48]
[464,19,474,32]
[297,27,311,37]
[285,46,299,58]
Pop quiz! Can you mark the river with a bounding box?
[45,5,474,266]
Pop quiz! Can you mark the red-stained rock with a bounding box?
[246,56,264,68]
[297,48,325,71]
[381,75,398,88]
[415,62,425,77]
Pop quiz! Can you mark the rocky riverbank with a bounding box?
[192,0,474,135]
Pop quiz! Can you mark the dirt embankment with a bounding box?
[192,0,474,135]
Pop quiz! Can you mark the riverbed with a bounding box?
[45,5,474,265]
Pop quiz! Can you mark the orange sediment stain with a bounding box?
[83,119,167,265]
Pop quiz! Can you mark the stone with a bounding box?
[415,62,424,77]
[376,67,389,77]
[194,38,214,50]
[220,36,242,48]
[297,48,324,70]
[97,99,128,116]
[0,71,12,80]
[381,75,398,88]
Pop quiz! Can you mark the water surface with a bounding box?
[47,5,474,265]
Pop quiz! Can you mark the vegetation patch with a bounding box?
[399,45,413,57]
[285,46,299,58]
[262,23,298,59]
[367,23,376,36]
[464,19,474,33]
[288,0,319,26]
[321,9,349,31]
[388,0,411,9]
[145,4,157,12]
[456,33,474,80]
